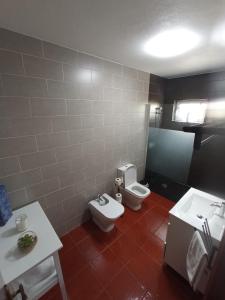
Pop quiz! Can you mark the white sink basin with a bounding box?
[170,188,225,243]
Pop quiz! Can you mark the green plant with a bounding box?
[18,233,36,249]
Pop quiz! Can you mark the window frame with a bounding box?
[172,99,208,124]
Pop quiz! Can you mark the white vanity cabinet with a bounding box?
[165,213,195,280]
[164,188,225,294]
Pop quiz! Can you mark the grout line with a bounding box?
[40,40,44,57]
[21,53,26,75]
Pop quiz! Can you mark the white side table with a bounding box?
[0,202,68,300]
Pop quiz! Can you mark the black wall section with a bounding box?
[147,71,225,200]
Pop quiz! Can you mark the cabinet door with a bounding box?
[164,215,195,280]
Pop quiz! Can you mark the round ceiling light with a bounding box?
[144,28,200,58]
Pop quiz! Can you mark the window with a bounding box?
[172,100,207,124]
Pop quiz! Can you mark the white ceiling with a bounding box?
[0,0,225,77]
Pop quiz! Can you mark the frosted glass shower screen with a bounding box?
[146,128,195,184]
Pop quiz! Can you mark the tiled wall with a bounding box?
[0,28,150,235]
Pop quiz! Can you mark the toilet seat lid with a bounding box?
[89,194,124,219]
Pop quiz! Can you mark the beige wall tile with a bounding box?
[0,136,36,158]
[1,168,42,192]
[59,170,85,188]
[69,128,93,144]
[31,98,66,116]
[138,71,150,82]
[124,66,138,79]
[43,42,77,64]
[63,192,88,220]
[42,160,71,179]
[46,80,66,98]
[0,28,43,56]
[0,157,20,177]
[8,189,29,209]
[1,74,47,97]
[0,97,30,118]
[81,114,103,129]
[52,116,81,132]
[82,140,105,157]
[0,50,24,75]
[0,118,52,138]
[45,186,75,208]
[55,144,82,162]
[92,101,113,114]
[67,100,92,115]
[103,61,123,75]
[20,150,56,170]
[103,87,122,101]
[63,65,90,83]
[0,28,150,235]
[37,132,69,150]
[23,55,63,80]
[27,178,59,200]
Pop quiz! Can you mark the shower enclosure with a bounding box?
[145,72,225,202]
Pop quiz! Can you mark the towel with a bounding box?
[15,257,56,289]
[0,185,12,226]
[186,231,208,291]
[11,257,56,298]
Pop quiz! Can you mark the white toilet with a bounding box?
[89,193,124,232]
[117,164,151,211]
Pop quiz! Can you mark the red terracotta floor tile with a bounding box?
[127,249,161,297]
[124,206,167,247]
[125,220,150,247]
[144,206,168,232]
[66,265,104,300]
[60,233,75,257]
[158,195,175,211]
[41,192,200,300]
[116,207,142,233]
[39,284,62,300]
[89,248,124,287]
[106,266,147,300]
[110,233,141,264]
[69,224,90,244]
[76,235,105,262]
[141,290,155,300]
[142,197,157,212]
[154,220,168,242]
[96,290,113,300]
[141,233,165,265]
[155,265,198,300]
[59,245,88,282]
[92,225,122,246]
[147,192,164,206]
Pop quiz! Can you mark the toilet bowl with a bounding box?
[117,164,151,211]
[89,193,124,232]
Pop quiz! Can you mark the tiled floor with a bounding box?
[40,192,203,300]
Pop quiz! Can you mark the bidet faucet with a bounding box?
[210,201,225,217]
[96,194,106,206]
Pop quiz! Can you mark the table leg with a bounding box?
[53,252,68,300]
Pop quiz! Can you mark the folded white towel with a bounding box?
[186,231,208,290]
[11,256,56,298]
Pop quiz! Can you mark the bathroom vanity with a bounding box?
[164,188,225,293]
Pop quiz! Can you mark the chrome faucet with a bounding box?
[96,194,106,206]
[210,201,225,217]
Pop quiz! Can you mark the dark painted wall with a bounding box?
[160,71,225,198]
[161,71,225,130]
[148,74,165,128]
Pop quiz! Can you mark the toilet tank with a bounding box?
[117,164,137,187]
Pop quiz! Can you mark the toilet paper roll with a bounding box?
[115,178,122,186]
[115,193,122,203]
